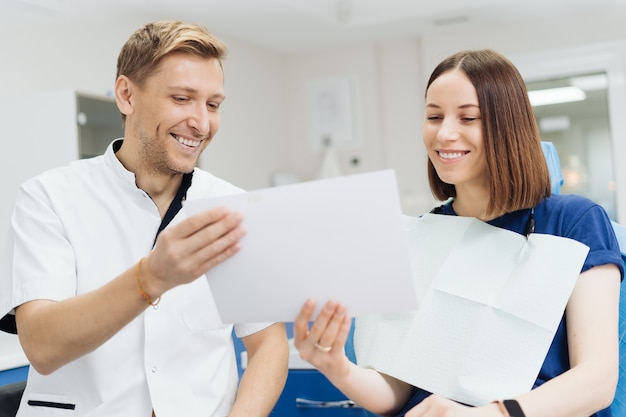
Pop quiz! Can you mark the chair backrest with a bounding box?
[0,381,25,417]
[541,141,565,195]
[610,220,626,414]
[542,141,626,414]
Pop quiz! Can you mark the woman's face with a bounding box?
[423,69,489,192]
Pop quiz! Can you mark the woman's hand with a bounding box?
[293,299,353,381]
[293,299,417,415]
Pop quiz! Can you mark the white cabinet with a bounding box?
[0,89,123,370]
[0,89,123,253]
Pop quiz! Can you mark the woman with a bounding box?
[293,49,624,417]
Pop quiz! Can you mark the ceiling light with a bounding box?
[528,86,586,107]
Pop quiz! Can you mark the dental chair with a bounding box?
[612,220,626,415]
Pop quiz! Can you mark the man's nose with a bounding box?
[188,103,211,137]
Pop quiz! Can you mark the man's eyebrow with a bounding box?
[167,86,225,100]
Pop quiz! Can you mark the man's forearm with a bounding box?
[231,323,289,417]
[16,265,150,374]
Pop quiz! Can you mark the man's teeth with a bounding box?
[175,135,201,147]
[439,152,464,159]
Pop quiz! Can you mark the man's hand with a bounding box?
[143,207,246,297]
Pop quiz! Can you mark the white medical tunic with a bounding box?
[0,140,271,416]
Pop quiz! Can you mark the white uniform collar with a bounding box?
[103,138,144,188]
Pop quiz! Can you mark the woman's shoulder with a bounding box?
[540,193,601,215]
[537,194,615,239]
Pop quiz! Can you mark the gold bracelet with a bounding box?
[136,257,161,307]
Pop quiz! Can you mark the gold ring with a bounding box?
[314,342,332,352]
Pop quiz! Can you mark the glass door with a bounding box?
[512,41,626,223]
[527,73,617,220]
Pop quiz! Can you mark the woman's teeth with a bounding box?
[439,151,464,159]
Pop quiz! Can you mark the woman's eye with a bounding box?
[173,96,188,102]
[426,115,442,121]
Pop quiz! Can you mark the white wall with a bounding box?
[419,11,626,73]
[376,39,431,213]
[1,19,127,97]
[202,39,289,191]
[285,45,384,178]
[284,39,436,215]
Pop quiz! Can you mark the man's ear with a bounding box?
[115,75,134,117]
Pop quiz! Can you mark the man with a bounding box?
[0,20,288,416]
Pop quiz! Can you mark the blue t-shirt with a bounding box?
[396,194,624,417]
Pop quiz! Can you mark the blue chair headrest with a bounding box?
[541,141,564,195]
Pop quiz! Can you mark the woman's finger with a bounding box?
[293,299,316,349]
[308,300,339,344]
[316,303,347,349]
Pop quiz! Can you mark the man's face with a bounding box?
[127,52,225,175]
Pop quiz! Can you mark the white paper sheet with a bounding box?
[354,213,589,406]
[181,170,417,324]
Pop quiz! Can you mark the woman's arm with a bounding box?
[513,263,621,417]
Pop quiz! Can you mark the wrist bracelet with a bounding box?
[136,257,161,307]
[493,399,526,417]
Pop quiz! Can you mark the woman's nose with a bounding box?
[436,119,461,141]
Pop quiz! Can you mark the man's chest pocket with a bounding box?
[25,392,76,416]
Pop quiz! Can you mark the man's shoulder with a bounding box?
[22,156,104,189]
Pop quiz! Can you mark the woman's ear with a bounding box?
[115,75,134,118]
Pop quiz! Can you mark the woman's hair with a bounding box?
[116,20,228,120]
[426,49,551,215]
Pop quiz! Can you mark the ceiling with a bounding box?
[3,0,626,53]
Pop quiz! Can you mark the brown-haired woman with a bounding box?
[294,49,623,417]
